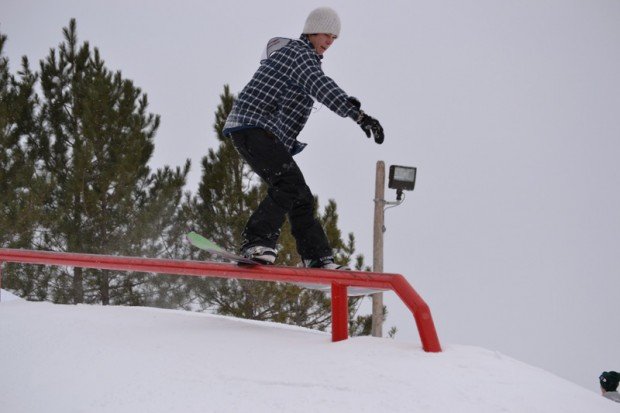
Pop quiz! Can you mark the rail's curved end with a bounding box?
[389,275,442,352]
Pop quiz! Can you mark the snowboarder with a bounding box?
[223,7,383,268]
[600,371,620,403]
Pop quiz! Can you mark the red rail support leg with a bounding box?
[391,276,442,352]
[331,282,348,342]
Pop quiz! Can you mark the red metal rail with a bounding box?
[0,248,441,352]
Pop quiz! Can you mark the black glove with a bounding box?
[348,96,384,144]
[357,112,384,144]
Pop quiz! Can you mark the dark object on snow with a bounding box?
[600,371,620,392]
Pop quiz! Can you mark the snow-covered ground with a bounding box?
[0,289,616,413]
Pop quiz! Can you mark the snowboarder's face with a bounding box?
[308,33,337,55]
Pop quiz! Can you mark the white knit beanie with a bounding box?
[302,7,341,37]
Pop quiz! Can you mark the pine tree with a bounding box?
[0,32,43,248]
[195,85,262,251]
[0,31,51,298]
[34,19,188,304]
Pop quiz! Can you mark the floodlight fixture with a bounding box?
[388,165,417,201]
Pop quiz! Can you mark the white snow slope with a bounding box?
[0,290,616,413]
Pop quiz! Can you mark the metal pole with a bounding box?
[372,161,385,337]
[331,282,349,342]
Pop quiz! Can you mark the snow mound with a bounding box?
[0,288,23,302]
[0,298,616,412]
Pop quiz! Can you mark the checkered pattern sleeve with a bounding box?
[291,49,359,119]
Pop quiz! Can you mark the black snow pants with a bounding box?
[230,128,332,260]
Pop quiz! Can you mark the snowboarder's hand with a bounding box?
[357,112,384,144]
[348,97,384,144]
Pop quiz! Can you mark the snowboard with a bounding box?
[186,232,258,265]
[186,232,385,296]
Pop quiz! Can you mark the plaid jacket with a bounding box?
[223,35,360,155]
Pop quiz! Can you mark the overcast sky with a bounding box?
[3,0,619,392]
